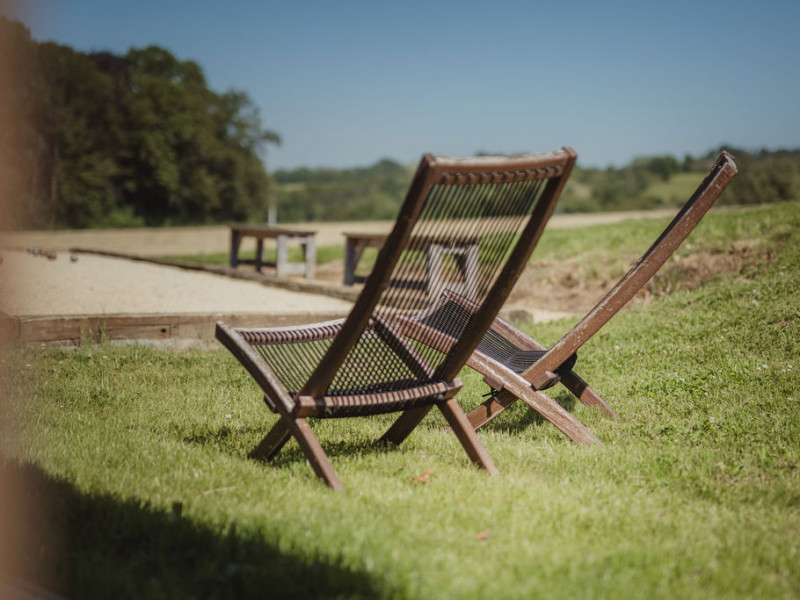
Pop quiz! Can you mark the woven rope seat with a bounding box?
[412,294,577,389]
[238,319,455,418]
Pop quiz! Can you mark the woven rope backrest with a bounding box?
[302,148,576,399]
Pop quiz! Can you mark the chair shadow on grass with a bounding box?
[182,419,408,468]
[180,390,579,471]
[266,436,405,469]
[1,461,386,600]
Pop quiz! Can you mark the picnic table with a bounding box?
[229,225,316,279]
[343,232,479,295]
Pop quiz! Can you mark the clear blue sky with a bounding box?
[5,0,800,171]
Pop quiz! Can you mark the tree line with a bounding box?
[273,159,411,222]
[274,147,800,222]
[0,18,279,229]
[559,148,800,213]
[2,17,798,229]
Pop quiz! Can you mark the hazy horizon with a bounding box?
[4,0,799,172]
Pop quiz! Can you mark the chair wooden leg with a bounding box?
[249,419,292,460]
[467,372,616,432]
[287,417,343,491]
[468,385,601,446]
[514,387,602,445]
[251,416,342,491]
[438,398,497,474]
[464,370,614,436]
[560,371,618,419]
[466,393,517,430]
[378,405,433,446]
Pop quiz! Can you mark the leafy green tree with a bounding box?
[0,19,280,229]
[717,147,800,205]
[643,155,680,181]
[36,42,123,227]
[274,158,411,222]
[118,46,280,226]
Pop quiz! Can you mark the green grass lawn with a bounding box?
[2,201,799,599]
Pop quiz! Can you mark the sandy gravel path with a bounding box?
[2,211,675,257]
[2,222,391,256]
[0,210,674,328]
[1,249,352,318]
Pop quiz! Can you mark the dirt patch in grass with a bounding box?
[311,239,774,316]
[507,240,777,313]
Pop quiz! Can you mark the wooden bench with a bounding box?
[229,226,316,278]
[343,232,479,295]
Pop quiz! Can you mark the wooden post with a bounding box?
[275,234,288,277]
[304,234,316,279]
[255,238,264,272]
[229,230,243,268]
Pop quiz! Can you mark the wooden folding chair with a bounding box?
[386,152,738,443]
[216,148,588,490]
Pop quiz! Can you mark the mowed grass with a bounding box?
[2,201,799,599]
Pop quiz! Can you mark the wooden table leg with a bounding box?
[462,244,479,297]
[426,243,444,294]
[303,234,316,279]
[255,238,264,272]
[344,238,358,285]
[275,234,288,276]
[230,230,243,267]
[425,242,479,297]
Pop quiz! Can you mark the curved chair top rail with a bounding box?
[300,148,578,398]
[529,151,738,381]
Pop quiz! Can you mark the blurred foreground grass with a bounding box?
[2,201,798,599]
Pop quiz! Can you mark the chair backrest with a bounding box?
[529,151,738,379]
[300,148,577,399]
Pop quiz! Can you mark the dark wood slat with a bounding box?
[249,420,292,460]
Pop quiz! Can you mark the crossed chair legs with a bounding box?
[380,371,607,448]
[249,393,498,492]
[248,343,608,492]
[460,318,616,439]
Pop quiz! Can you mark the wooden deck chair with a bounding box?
[216,148,589,490]
[384,152,738,444]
